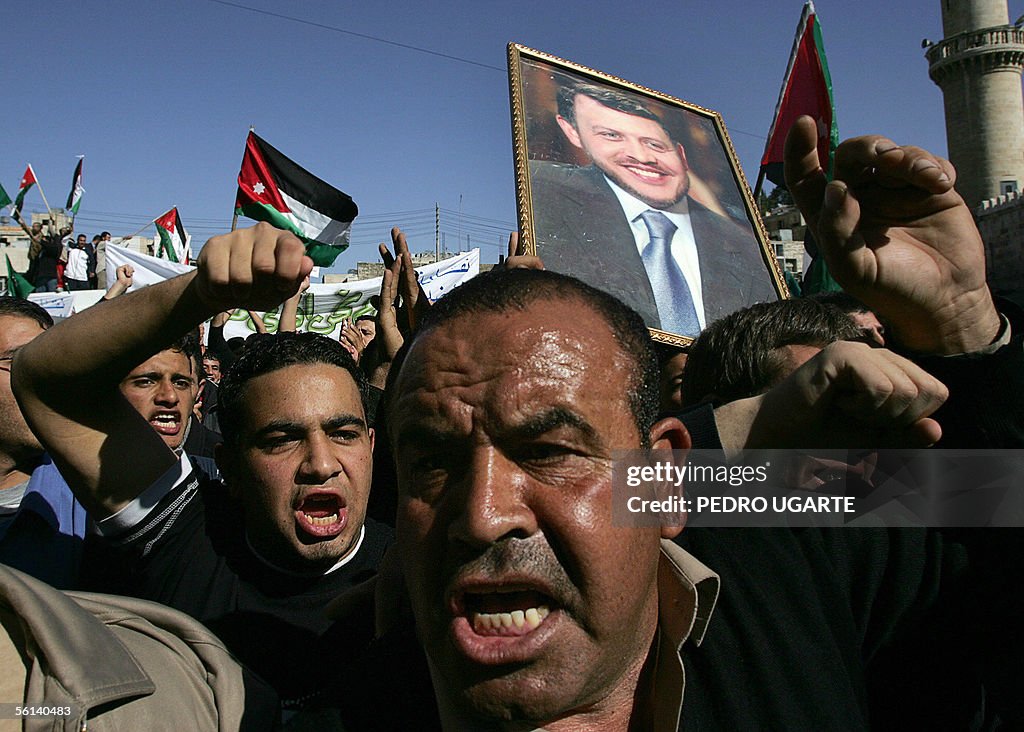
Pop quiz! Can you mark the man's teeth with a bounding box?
[627,167,662,180]
[301,512,339,526]
[472,606,550,632]
[152,415,178,424]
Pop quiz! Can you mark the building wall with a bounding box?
[977,192,1024,304]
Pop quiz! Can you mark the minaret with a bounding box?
[926,0,1024,209]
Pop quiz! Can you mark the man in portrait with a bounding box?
[529,82,778,337]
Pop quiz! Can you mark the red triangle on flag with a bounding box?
[19,165,37,190]
[236,132,289,213]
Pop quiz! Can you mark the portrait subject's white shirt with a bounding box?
[604,176,707,329]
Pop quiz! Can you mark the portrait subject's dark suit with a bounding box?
[530,161,779,334]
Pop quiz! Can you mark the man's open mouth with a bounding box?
[295,493,348,538]
[149,411,181,435]
[465,590,552,637]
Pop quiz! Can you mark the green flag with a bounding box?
[0,182,11,209]
[5,254,33,298]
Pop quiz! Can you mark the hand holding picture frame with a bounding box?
[508,43,786,345]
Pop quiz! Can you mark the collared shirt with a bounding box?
[605,177,707,329]
[651,538,720,731]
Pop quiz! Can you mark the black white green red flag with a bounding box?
[234,131,358,267]
[12,165,37,223]
[758,1,838,190]
[66,157,84,215]
[0,182,11,210]
[154,207,191,264]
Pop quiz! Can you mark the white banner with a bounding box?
[105,244,193,289]
[101,244,481,341]
[27,292,77,319]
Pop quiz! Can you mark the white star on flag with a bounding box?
[253,182,266,195]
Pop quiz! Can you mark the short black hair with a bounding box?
[355,314,375,324]
[392,268,660,442]
[681,298,863,407]
[0,297,54,330]
[218,332,367,447]
[167,330,203,375]
[557,82,664,132]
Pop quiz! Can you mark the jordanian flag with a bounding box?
[0,182,10,210]
[759,1,838,189]
[234,131,358,267]
[12,165,37,223]
[154,207,191,264]
[66,157,84,215]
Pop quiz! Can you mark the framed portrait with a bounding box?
[508,43,787,345]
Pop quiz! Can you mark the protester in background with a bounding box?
[0,298,86,589]
[656,342,689,413]
[63,234,93,291]
[87,235,100,289]
[202,354,222,384]
[13,223,390,708]
[19,219,69,293]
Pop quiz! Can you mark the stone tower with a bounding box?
[926,0,1024,208]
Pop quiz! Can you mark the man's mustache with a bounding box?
[445,536,576,601]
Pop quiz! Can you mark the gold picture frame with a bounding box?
[508,43,787,346]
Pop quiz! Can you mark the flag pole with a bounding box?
[117,213,164,244]
[752,169,767,203]
[32,170,56,224]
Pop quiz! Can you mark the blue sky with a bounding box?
[5,0,1020,275]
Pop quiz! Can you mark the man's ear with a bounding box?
[368,426,375,452]
[676,143,689,171]
[649,417,690,539]
[556,115,584,149]
[649,416,691,451]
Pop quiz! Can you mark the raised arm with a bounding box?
[784,115,1001,354]
[12,223,311,516]
[278,275,310,333]
[246,309,269,335]
[100,264,134,301]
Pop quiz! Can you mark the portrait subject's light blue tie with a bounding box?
[639,210,700,336]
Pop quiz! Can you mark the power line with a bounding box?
[206,0,768,143]
[207,0,504,72]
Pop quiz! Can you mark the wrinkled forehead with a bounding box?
[391,303,634,432]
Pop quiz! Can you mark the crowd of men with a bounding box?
[13,216,109,292]
[0,114,1021,731]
